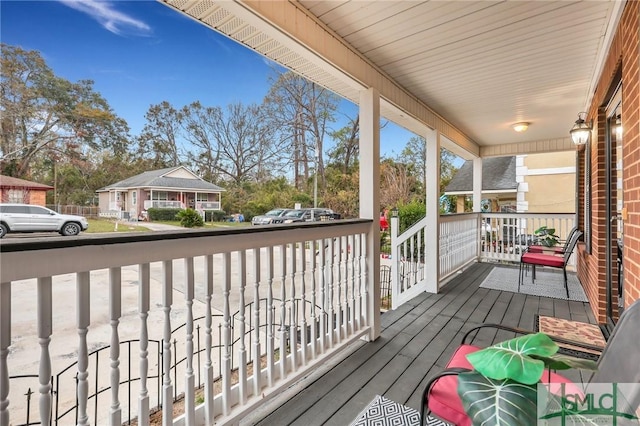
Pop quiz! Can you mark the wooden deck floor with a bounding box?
[255,262,597,426]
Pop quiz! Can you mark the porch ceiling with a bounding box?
[160,0,622,158]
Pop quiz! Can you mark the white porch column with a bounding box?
[472,157,483,212]
[425,128,440,293]
[359,87,380,341]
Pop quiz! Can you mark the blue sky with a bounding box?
[1,0,417,157]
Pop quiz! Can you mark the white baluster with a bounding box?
[265,246,275,387]
[319,239,326,354]
[237,251,247,404]
[279,244,287,379]
[138,263,150,426]
[336,237,343,344]
[288,243,297,372]
[203,255,214,425]
[184,257,195,426]
[161,260,173,426]
[310,240,318,358]
[108,268,122,426]
[76,271,90,426]
[222,252,231,415]
[37,277,52,426]
[299,241,307,366]
[327,238,334,349]
[362,233,370,327]
[0,282,10,426]
[252,248,262,397]
[348,234,356,336]
[342,236,350,338]
[355,234,363,330]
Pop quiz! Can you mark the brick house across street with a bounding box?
[0,175,53,206]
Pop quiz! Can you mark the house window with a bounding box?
[152,191,168,201]
[196,193,208,202]
[132,191,137,206]
[7,189,25,203]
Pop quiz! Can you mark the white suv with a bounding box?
[0,204,89,238]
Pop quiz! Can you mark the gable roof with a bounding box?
[97,167,225,192]
[0,175,54,190]
[444,157,518,194]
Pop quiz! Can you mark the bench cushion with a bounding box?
[521,252,565,267]
[427,343,579,425]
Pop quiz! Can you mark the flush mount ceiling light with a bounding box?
[570,112,592,145]
[512,122,530,132]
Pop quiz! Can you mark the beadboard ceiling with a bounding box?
[161,0,623,155]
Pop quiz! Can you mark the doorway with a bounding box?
[605,88,624,328]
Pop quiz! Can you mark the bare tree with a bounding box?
[263,70,339,191]
[206,102,281,184]
[179,101,222,182]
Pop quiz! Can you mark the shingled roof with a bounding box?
[444,156,518,193]
[0,175,54,190]
[97,167,225,192]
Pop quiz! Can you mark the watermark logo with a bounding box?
[538,383,640,425]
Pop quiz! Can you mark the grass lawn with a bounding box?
[85,219,251,234]
[86,219,152,234]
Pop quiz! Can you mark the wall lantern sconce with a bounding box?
[511,122,530,133]
[615,115,622,140]
[570,112,592,145]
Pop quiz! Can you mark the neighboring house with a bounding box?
[0,175,53,206]
[444,156,518,212]
[444,152,575,213]
[96,166,225,219]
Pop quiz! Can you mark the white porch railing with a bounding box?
[439,214,479,280]
[389,212,577,309]
[144,200,184,210]
[0,220,373,425]
[479,212,576,266]
[390,216,427,309]
[196,202,221,210]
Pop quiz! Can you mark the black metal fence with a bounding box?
[9,297,324,425]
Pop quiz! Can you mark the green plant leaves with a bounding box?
[466,333,558,384]
[458,372,538,426]
[530,354,598,371]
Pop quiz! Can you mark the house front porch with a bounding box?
[253,262,597,426]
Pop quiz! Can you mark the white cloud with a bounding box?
[58,0,151,36]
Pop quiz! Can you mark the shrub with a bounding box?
[205,210,227,222]
[147,208,182,221]
[176,208,204,228]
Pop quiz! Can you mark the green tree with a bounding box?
[136,101,183,168]
[0,43,129,178]
[327,116,359,174]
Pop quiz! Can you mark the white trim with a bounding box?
[527,167,576,176]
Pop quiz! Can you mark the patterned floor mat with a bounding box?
[350,395,449,426]
[535,315,606,360]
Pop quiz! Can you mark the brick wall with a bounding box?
[578,2,640,323]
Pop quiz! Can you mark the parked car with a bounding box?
[251,208,293,225]
[281,208,340,223]
[0,203,89,238]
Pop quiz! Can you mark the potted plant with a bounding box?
[534,226,560,248]
[457,333,597,424]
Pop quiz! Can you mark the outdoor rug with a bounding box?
[535,315,606,361]
[349,395,449,426]
[479,266,588,302]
